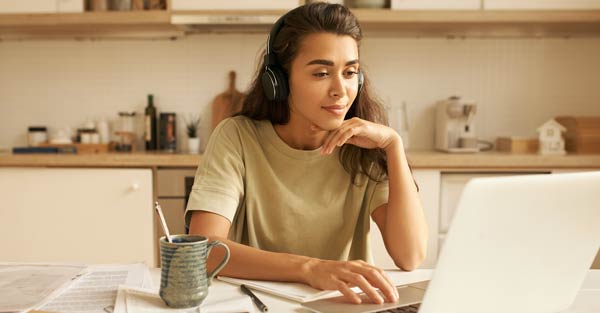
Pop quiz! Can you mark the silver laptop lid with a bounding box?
[420,172,600,313]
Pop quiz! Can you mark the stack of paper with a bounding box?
[40,263,152,313]
[0,263,86,313]
[114,286,255,313]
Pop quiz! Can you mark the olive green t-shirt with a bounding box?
[185,116,389,263]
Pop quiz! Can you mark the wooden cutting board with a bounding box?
[211,71,244,130]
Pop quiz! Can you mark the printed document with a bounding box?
[0,263,85,313]
[40,263,150,313]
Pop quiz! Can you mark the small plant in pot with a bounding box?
[185,114,201,154]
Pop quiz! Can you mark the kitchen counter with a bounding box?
[1,150,599,170]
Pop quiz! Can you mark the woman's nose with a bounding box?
[329,75,347,99]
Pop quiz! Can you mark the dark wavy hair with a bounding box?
[238,2,390,184]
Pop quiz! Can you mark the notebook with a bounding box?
[217,269,432,303]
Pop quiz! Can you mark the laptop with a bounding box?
[303,171,600,313]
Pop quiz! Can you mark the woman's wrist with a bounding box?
[383,131,403,154]
[296,255,320,284]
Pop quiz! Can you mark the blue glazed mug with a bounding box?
[159,235,230,308]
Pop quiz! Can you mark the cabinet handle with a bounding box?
[130,183,140,191]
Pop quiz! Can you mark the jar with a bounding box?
[28,126,48,147]
[90,0,108,11]
[118,112,136,133]
[111,0,131,11]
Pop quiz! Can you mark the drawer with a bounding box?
[157,168,197,197]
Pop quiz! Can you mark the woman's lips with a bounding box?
[322,105,346,116]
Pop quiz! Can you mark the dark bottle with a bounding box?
[144,94,158,150]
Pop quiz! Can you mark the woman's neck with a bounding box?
[273,115,328,150]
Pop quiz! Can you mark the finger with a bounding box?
[355,261,398,299]
[335,280,362,304]
[342,272,384,304]
[324,124,358,154]
[353,265,398,303]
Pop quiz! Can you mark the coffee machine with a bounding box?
[435,96,479,153]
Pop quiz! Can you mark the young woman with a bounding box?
[186,2,428,305]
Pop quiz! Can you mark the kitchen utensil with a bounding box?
[155,201,172,243]
[496,137,538,154]
[435,96,480,153]
[555,116,600,154]
[211,71,244,130]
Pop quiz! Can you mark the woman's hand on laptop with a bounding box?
[302,259,399,304]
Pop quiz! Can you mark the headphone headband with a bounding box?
[264,13,288,67]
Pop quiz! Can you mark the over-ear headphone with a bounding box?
[261,12,364,104]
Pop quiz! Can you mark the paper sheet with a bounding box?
[40,263,148,313]
[115,286,254,313]
[218,269,433,303]
[0,263,86,313]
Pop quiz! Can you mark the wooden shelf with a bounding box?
[2,9,600,38]
[351,9,600,37]
[0,11,184,39]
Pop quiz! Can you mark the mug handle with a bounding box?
[206,240,230,285]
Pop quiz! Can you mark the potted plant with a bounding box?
[185,114,201,154]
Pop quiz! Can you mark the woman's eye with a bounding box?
[345,70,357,77]
[313,72,328,78]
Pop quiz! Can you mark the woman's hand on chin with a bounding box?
[320,117,402,155]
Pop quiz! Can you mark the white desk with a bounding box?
[151,269,600,312]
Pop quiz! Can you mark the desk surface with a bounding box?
[151,269,600,313]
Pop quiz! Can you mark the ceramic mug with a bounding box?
[159,235,230,308]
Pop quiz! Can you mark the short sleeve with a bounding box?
[367,179,389,214]
[185,118,245,227]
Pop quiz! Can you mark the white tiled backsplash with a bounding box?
[1,34,599,151]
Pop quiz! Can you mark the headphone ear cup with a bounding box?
[272,66,289,102]
[261,65,289,102]
[261,68,278,101]
[357,70,364,94]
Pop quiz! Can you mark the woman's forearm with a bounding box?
[198,235,313,283]
[383,137,428,270]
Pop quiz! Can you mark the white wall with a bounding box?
[1,34,599,151]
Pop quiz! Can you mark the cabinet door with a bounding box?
[171,0,298,10]
[370,170,440,269]
[0,168,155,266]
[392,0,481,10]
[484,0,600,10]
[552,169,600,269]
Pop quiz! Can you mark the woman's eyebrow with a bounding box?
[306,59,359,66]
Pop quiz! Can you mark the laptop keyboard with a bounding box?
[376,303,421,313]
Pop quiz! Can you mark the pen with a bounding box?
[241,284,269,312]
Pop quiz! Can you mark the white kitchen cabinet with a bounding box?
[484,0,600,10]
[0,0,56,13]
[0,0,83,14]
[552,169,600,269]
[0,167,155,266]
[370,170,441,270]
[392,0,482,10]
[437,171,550,254]
[171,0,298,10]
